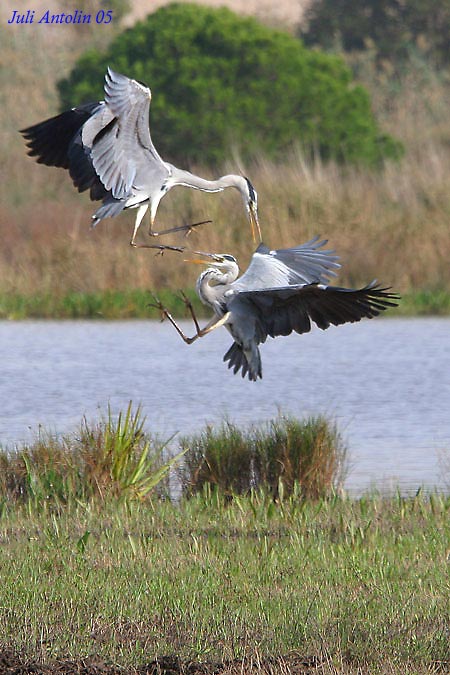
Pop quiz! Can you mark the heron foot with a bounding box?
[148,294,169,321]
[178,289,194,311]
[149,219,212,238]
[148,294,198,344]
[131,243,186,255]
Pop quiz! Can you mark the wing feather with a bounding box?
[89,68,166,199]
[20,102,99,169]
[230,282,399,342]
[233,236,340,292]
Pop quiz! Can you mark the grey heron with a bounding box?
[20,67,261,246]
[152,236,399,381]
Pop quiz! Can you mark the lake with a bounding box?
[1,317,449,495]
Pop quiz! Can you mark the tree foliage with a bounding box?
[301,0,450,67]
[58,3,402,167]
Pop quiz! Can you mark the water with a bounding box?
[1,318,449,495]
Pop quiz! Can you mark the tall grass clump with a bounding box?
[179,415,346,499]
[0,403,183,511]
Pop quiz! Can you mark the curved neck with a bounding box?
[170,168,247,196]
[196,265,239,308]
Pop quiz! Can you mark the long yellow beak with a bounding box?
[249,206,262,243]
[183,251,223,264]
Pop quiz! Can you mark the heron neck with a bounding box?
[171,168,246,194]
[196,268,237,308]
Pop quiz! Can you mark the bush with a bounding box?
[57,3,402,167]
[301,0,450,68]
[178,415,347,499]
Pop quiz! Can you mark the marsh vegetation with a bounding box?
[0,406,448,673]
[1,5,450,316]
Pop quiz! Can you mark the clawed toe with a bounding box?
[179,290,192,307]
[134,243,186,255]
[148,294,168,320]
[182,219,213,238]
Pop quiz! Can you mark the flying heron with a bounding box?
[20,67,261,246]
[152,236,399,381]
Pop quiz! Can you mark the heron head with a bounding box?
[186,251,238,271]
[243,177,261,243]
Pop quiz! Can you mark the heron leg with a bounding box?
[130,204,149,246]
[149,295,230,344]
[149,219,213,238]
[179,290,202,333]
[133,244,187,255]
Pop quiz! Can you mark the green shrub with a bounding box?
[178,415,346,499]
[58,3,402,166]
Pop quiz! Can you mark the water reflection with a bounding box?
[1,318,449,495]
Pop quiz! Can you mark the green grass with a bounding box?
[0,403,183,505]
[0,288,449,319]
[0,492,448,673]
[0,406,448,673]
[179,415,346,499]
[0,288,205,320]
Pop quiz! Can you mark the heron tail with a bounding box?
[223,342,262,381]
[92,198,126,226]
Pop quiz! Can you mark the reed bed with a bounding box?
[3,134,450,294]
[0,403,182,507]
[1,20,450,315]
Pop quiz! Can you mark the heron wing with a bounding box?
[87,68,168,200]
[230,282,399,341]
[233,236,340,292]
[20,102,100,169]
[21,102,110,201]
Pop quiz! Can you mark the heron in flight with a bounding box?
[20,67,261,246]
[152,236,399,381]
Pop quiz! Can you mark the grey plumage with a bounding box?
[21,68,261,245]
[170,237,399,381]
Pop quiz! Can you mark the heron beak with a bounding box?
[249,204,262,243]
[185,258,209,265]
[184,251,223,264]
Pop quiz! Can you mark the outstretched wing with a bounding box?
[233,236,340,292]
[20,102,100,169]
[87,67,167,200]
[22,68,169,204]
[231,281,399,341]
[21,102,109,201]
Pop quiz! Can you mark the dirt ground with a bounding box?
[0,651,323,674]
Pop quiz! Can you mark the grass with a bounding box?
[0,406,448,673]
[0,489,448,672]
[0,288,449,319]
[0,288,205,320]
[179,416,347,499]
[0,403,182,505]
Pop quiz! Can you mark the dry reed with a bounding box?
[1,13,450,301]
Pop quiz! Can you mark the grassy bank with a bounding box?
[1,288,449,319]
[0,407,448,673]
[0,491,448,673]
